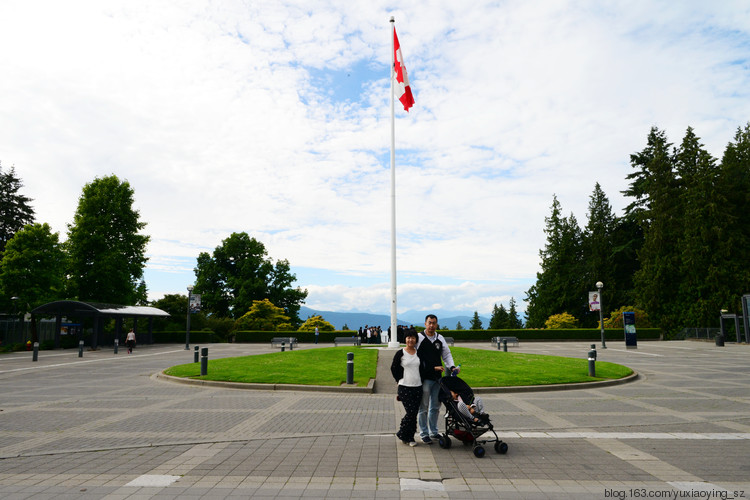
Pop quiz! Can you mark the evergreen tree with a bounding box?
[718,123,750,313]
[455,321,464,330]
[489,303,509,329]
[66,175,149,304]
[469,311,483,330]
[508,297,523,328]
[609,215,643,310]
[0,163,35,255]
[675,127,737,327]
[581,183,619,326]
[525,195,584,328]
[628,128,683,333]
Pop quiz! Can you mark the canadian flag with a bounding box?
[393,27,415,112]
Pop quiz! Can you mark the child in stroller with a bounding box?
[437,375,508,458]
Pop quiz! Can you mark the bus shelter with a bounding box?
[30,301,169,350]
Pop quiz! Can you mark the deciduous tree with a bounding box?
[66,175,149,304]
[0,223,64,312]
[194,233,307,323]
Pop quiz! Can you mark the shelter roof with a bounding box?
[31,300,169,318]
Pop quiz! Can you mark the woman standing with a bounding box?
[390,330,421,446]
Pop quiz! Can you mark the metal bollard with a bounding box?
[78,340,84,358]
[346,352,354,384]
[114,339,119,354]
[503,339,508,352]
[33,342,39,362]
[200,347,208,376]
[289,339,294,351]
[281,341,285,352]
[194,345,199,363]
[588,344,597,377]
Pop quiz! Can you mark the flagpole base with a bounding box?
[387,341,400,349]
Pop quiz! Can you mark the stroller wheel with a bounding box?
[438,434,452,449]
[495,441,509,454]
[473,445,486,458]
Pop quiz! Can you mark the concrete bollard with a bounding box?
[114,339,119,354]
[200,347,208,376]
[194,345,199,363]
[588,344,597,377]
[33,342,39,362]
[78,340,84,358]
[346,352,354,384]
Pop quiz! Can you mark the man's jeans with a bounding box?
[418,378,441,438]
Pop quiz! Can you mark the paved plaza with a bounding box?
[0,340,748,499]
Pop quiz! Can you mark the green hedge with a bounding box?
[233,330,358,343]
[152,330,221,344]
[442,328,661,342]
[147,328,660,344]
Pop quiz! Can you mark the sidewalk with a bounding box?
[0,341,748,499]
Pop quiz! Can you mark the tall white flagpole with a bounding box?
[388,16,400,348]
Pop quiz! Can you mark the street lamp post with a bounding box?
[185,286,193,350]
[11,297,19,342]
[596,281,606,349]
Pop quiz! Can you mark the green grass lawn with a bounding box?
[449,347,632,386]
[164,347,379,386]
[163,346,633,388]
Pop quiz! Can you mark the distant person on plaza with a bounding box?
[314,326,319,344]
[391,329,422,446]
[126,329,136,354]
[416,314,457,444]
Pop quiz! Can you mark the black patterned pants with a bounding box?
[396,385,422,442]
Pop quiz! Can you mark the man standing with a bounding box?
[314,326,319,344]
[416,314,457,444]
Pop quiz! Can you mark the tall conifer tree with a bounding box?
[525,195,584,328]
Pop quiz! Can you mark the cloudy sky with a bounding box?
[1,1,749,319]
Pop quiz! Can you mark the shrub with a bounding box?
[298,315,335,332]
[603,306,651,329]
[545,312,578,329]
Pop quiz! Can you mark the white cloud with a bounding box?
[1,0,749,316]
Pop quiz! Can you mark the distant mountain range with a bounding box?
[298,306,490,331]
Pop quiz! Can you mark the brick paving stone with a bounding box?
[1,341,749,498]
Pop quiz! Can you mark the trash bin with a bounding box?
[715,333,725,347]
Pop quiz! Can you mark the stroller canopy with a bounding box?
[439,376,475,404]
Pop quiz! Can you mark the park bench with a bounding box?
[271,337,298,349]
[334,337,359,347]
[491,336,519,347]
[443,336,455,346]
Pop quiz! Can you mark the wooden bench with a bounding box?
[334,337,359,346]
[491,336,519,347]
[271,337,298,348]
[443,336,455,346]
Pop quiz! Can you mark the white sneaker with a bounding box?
[408,441,417,447]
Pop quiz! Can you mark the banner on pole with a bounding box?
[588,292,600,311]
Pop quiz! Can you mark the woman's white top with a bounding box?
[399,349,421,387]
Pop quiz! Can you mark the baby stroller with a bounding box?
[437,375,509,458]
